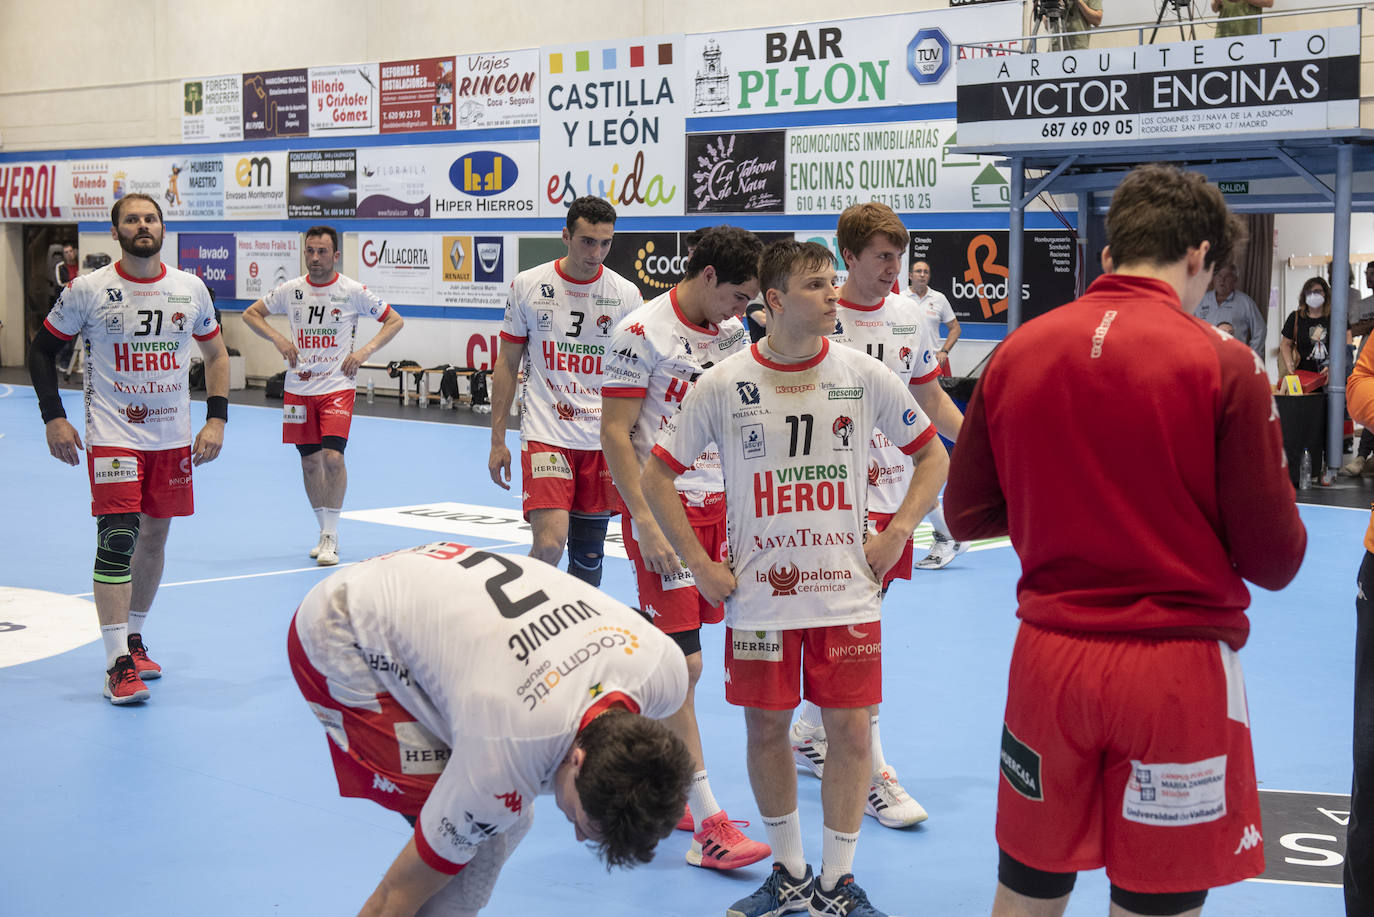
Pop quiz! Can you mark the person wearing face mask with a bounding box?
[1195,264,1265,357]
[1280,277,1333,391]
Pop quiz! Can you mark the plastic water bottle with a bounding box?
[1299,449,1312,489]
[366,378,374,405]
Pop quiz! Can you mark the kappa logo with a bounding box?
[372,773,401,794]
[832,415,854,447]
[626,322,646,337]
[643,604,660,618]
[736,381,761,405]
[540,283,556,298]
[1233,824,1262,854]
[766,563,801,596]
[496,790,524,815]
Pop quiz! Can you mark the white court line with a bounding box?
[1245,878,1342,889]
[0,383,13,398]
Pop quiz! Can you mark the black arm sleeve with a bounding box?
[28,326,68,423]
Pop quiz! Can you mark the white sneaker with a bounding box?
[866,766,928,828]
[915,534,967,570]
[790,720,827,778]
[309,533,325,559]
[316,533,339,566]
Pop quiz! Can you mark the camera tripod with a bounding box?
[1028,0,1069,53]
[1149,0,1199,44]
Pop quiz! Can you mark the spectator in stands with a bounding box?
[1212,0,1272,38]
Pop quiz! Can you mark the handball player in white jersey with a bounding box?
[242,225,404,565]
[288,541,693,916]
[642,240,948,917]
[601,225,769,871]
[488,196,643,588]
[27,193,229,705]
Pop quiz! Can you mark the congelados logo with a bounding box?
[759,562,852,596]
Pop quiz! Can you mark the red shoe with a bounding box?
[126,634,161,680]
[686,811,771,870]
[104,655,150,705]
[676,804,694,832]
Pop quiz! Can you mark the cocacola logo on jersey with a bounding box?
[121,403,177,424]
[758,562,853,596]
[752,527,857,551]
[753,465,852,517]
[113,342,180,373]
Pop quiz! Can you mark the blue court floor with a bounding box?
[0,381,1356,916]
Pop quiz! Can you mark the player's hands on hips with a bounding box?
[45,418,84,466]
[935,350,950,368]
[192,419,225,466]
[489,443,512,490]
[342,351,364,377]
[863,527,907,581]
[274,336,299,368]
[634,519,680,576]
[693,560,737,607]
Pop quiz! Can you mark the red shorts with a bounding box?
[997,623,1264,892]
[622,495,727,635]
[937,360,952,378]
[287,613,439,817]
[520,441,619,519]
[868,511,913,588]
[283,390,356,445]
[87,445,194,518]
[724,623,882,710]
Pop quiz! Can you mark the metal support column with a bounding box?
[1328,142,1354,478]
[1008,156,1025,330]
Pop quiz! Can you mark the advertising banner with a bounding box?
[162,155,224,220]
[380,57,456,133]
[309,64,380,136]
[540,36,687,217]
[453,50,540,128]
[222,152,288,219]
[242,68,309,140]
[178,233,236,300]
[288,149,357,219]
[357,147,432,218]
[182,75,244,143]
[431,142,539,217]
[236,233,300,301]
[956,27,1360,149]
[606,230,793,300]
[68,160,113,221]
[0,162,67,221]
[434,234,510,309]
[357,233,434,303]
[686,130,786,213]
[908,229,1077,323]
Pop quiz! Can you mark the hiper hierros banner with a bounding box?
[539,35,687,217]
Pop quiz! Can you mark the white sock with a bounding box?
[127,609,148,639]
[926,500,951,539]
[798,700,824,732]
[320,507,340,536]
[686,770,722,828]
[820,826,860,891]
[312,506,326,530]
[869,713,888,773]
[761,810,806,880]
[101,622,129,669]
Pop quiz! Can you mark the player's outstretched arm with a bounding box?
[487,340,525,489]
[601,396,679,574]
[358,836,453,917]
[643,454,735,605]
[28,327,84,465]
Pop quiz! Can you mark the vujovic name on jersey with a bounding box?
[45,263,218,450]
[602,288,748,502]
[263,273,391,396]
[831,293,940,514]
[293,542,687,870]
[501,261,642,450]
[653,340,937,631]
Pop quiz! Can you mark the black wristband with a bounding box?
[206,395,229,422]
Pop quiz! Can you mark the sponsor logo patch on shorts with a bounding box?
[92,456,140,484]
[530,451,573,479]
[659,564,696,591]
[1000,723,1043,801]
[731,630,782,662]
[308,702,348,751]
[1123,755,1227,826]
[394,721,451,776]
[284,404,308,424]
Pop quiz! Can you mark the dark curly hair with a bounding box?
[684,225,764,286]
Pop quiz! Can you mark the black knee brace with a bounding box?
[94,513,141,585]
[1110,885,1207,915]
[998,849,1077,899]
[666,626,702,657]
[566,513,610,587]
[321,435,348,454]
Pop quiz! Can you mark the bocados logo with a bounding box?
[449,151,515,197]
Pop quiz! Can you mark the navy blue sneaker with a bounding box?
[808,874,888,916]
[726,862,814,917]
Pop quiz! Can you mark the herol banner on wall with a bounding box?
[222,152,288,219]
[434,234,510,310]
[236,234,301,302]
[358,233,434,304]
[182,75,244,143]
[288,150,357,219]
[453,50,539,129]
[686,130,785,213]
[309,64,379,136]
[431,143,538,217]
[242,69,309,140]
[539,36,687,217]
[380,57,456,133]
[0,162,66,221]
[909,229,1076,324]
[178,233,236,300]
[357,147,431,218]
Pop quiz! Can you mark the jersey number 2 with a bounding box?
[457,550,549,618]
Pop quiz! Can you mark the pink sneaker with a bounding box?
[686,811,771,870]
[676,804,694,832]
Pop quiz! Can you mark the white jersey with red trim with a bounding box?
[653,340,936,630]
[293,542,687,872]
[909,287,956,346]
[502,261,643,450]
[262,273,391,396]
[602,288,749,502]
[830,293,939,513]
[44,262,218,450]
